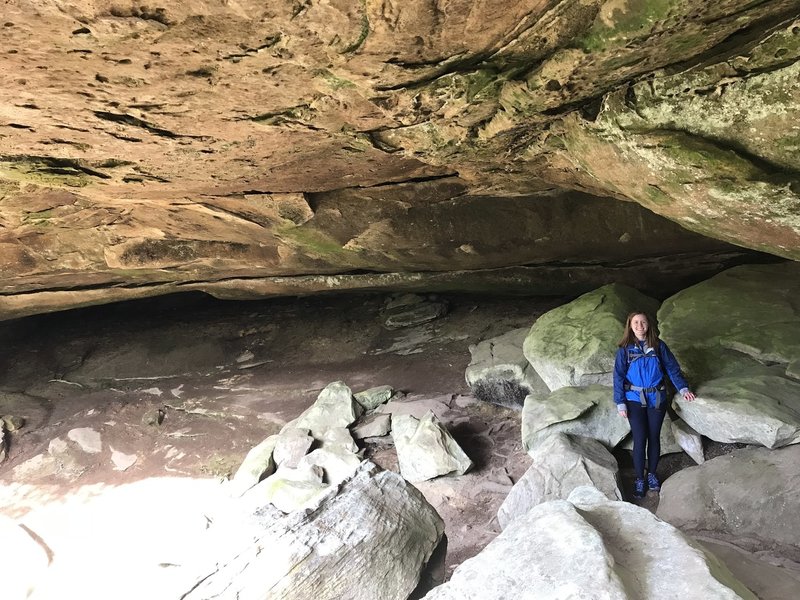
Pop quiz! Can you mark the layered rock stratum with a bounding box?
[1,1,798,318]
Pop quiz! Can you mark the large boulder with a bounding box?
[523,284,659,391]
[465,327,549,409]
[497,434,620,529]
[674,373,800,448]
[521,385,630,452]
[657,445,800,563]
[184,461,444,600]
[696,539,800,600]
[423,486,755,599]
[659,263,800,383]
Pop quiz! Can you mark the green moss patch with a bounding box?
[314,69,356,91]
[576,0,678,53]
[278,225,348,259]
[0,157,97,188]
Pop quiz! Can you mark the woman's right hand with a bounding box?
[618,407,628,418]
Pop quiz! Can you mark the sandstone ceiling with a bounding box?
[0,1,798,319]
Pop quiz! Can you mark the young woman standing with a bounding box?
[613,311,696,498]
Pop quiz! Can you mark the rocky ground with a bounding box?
[2,290,798,599]
[0,291,566,584]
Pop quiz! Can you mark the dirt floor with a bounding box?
[0,291,568,583]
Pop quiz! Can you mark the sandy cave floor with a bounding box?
[1,291,798,599]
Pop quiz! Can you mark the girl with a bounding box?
[613,311,695,498]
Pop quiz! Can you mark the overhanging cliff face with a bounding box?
[0,1,798,318]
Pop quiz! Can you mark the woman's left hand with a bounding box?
[683,391,696,402]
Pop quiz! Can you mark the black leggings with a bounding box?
[626,401,666,478]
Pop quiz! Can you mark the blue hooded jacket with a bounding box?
[613,339,689,409]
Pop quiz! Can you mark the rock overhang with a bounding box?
[1,1,798,318]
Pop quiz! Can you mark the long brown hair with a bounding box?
[618,311,660,349]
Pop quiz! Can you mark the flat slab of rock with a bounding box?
[674,373,800,448]
[659,262,800,382]
[110,448,138,471]
[424,486,755,599]
[521,385,630,451]
[393,411,472,482]
[497,434,620,529]
[377,394,452,421]
[185,461,444,600]
[351,413,392,439]
[354,385,395,411]
[523,283,659,391]
[67,427,102,454]
[465,327,549,409]
[657,444,800,563]
[381,294,449,330]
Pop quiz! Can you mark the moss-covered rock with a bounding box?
[521,384,631,451]
[659,262,800,382]
[523,283,659,391]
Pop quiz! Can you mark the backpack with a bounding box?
[624,343,667,408]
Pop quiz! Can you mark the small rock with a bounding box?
[12,453,58,480]
[111,448,138,471]
[354,385,395,411]
[48,437,68,454]
[287,381,363,439]
[142,408,165,426]
[1,415,25,432]
[273,428,314,468]
[236,350,255,363]
[67,427,102,454]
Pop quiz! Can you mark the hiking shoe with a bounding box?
[633,477,646,499]
[647,472,661,492]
